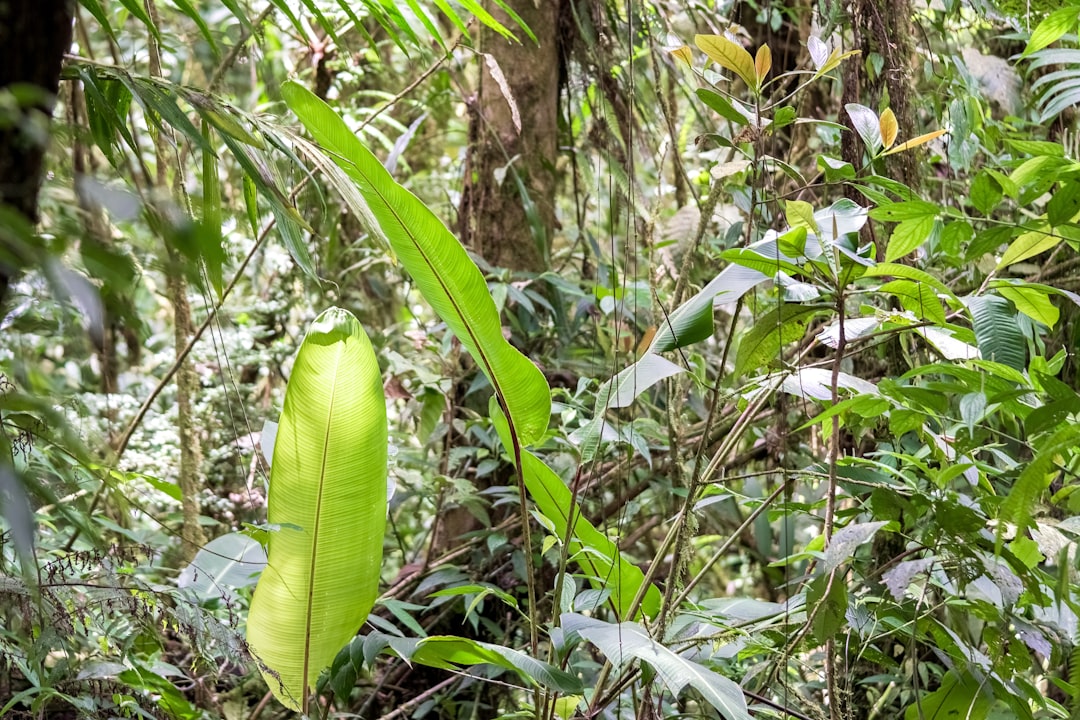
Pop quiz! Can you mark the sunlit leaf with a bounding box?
[997,227,1061,269]
[695,34,758,90]
[282,81,551,446]
[879,108,898,149]
[881,129,947,156]
[755,44,772,84]
[246,308,387,711]
[670,45,693,65]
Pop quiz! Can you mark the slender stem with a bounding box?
[824,281,847,720]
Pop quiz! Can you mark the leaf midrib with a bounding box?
[301,339,344,704]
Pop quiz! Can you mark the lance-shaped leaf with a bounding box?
[281,81,550,446]
[493,400,662,619]
[562,614,751,720]
[246,308,388,711]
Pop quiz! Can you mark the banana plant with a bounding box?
[280,81,551,450]
[246,307,388,712]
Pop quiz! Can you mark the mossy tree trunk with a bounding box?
[458,0,563,272]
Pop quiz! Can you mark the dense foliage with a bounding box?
[4,1,1080,719]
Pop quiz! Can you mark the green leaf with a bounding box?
[720,247,809,279]
[967,295,1026,371]
[869,200,939,222]
[492,402,661,619]
[995,285,1060,328]
[970,172,1002,215]
[996,227,1061,269]
[415,637,579,692]
[1022,6,1080,57]
[695,88,749,127]
[562,614,751,720]
[806,573,848,643]
[246,308,387,711]
[904,670,993,720]
[200,123,224,298]
[695,34,758,91]
[885,215,936,262]
[221,132,315,276]
[649,263,771,353]
[862,263,961,308]
[243,175,259,238]
[880,279,946,325]
[1048,179,1080,226]
[370,634,580,693]
[818,155,856,182]
[282,82,551,445]
[460,0,525,41]
[734,304,822,378]
[785,200,819,234]
[1009,154,1073,190]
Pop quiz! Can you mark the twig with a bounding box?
[374,673,461,720]
[358,40,462,134]
[208,4,276,94]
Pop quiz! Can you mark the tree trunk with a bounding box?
[0,0,74,311]
[458,0,563,272]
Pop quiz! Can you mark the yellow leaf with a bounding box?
[670,45,693,66]
[879,108,898,149]
[818,48,861,76]
[755,44,772,84]
[695,34,757,90]
[882,129,947,156]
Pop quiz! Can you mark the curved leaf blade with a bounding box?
[246,308,388,711]
[562,614,751,720]
[493,402,662,619]
[966,295,1026,371]
[281,81,550,445]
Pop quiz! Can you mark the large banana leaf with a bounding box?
[246,308,387,711]
[492,400,662,619]
[281,81,550,446]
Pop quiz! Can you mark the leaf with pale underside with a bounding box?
[246,308,387,711]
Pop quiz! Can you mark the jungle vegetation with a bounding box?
[4,0,1080,719]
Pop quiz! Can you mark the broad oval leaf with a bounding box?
[281,81,550,446]
[845,103,882,154]
[695,34,758,91]
[246,308,388,711]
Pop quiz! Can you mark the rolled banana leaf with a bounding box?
[246,307,387,711]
